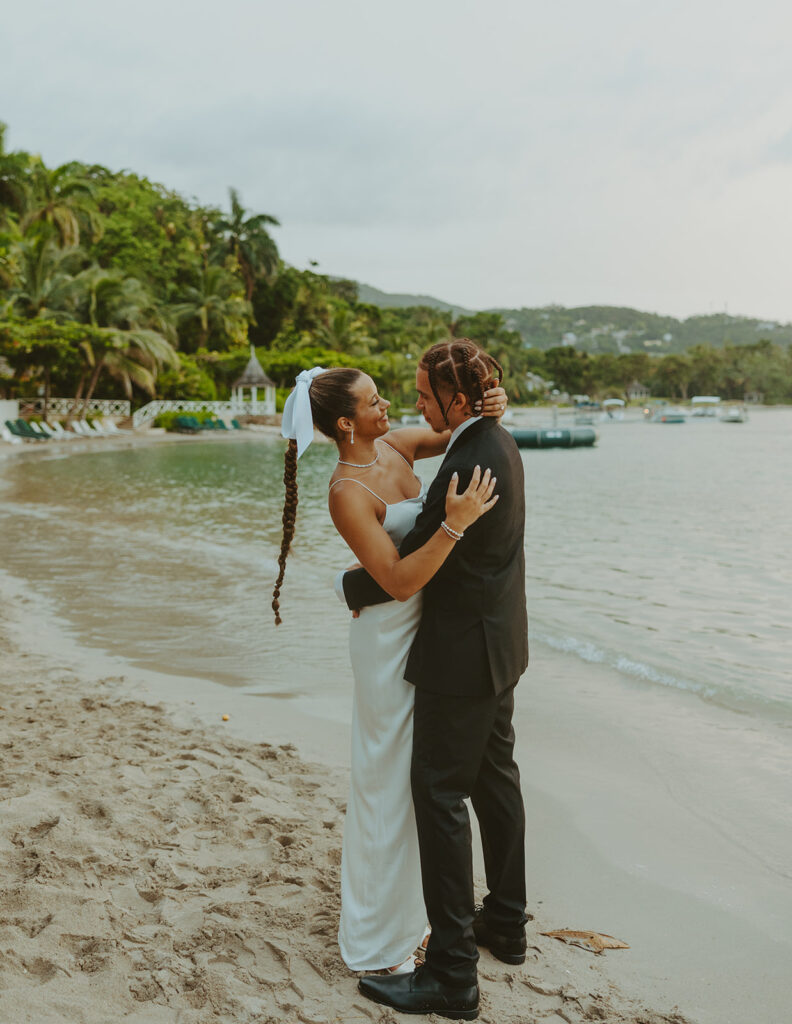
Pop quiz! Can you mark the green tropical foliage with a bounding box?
[211,187,279,301]
[1,122,792,415]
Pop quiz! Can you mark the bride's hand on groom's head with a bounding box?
[475,385,508,419]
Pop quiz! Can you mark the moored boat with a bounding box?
[690,396,721,417]
[649,407,687,423]
[601,398,626,421]
[720,405,748,423]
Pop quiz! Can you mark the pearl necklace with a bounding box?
[337,450,380,469]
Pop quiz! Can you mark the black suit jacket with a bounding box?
[341,418,529,697]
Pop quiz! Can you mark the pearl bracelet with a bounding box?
[441,521,464,541]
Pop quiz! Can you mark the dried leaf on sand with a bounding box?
[541,929,630,954]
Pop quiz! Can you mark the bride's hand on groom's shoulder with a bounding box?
[444,465,499,535]
[475,385,508,419]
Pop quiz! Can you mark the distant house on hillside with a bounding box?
[626,379,650,401]
[525,372,551,394]
[744,390,764,404]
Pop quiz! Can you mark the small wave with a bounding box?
[530,629,789,721]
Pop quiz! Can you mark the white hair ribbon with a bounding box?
[281,366,327,458]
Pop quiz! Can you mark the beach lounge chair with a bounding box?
[5,421,31,441]
[100,419,130,435]
[173,415,201,433]
[1,424,22,444]
[49,422,76,439]
[28,421,53,440]
[72,420,100,437]
[12,419,47,441]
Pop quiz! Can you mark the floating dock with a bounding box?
[508,427,597,449]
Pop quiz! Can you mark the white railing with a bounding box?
[29,397,131,418]
[132,398,276,429]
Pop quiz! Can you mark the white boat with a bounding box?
[720,405,748,423]
[600,398,625,422]
[690,396,721,418]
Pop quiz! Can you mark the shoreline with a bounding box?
[2,436,790,1022]
[0,424,287,465]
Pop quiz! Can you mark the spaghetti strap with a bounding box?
[380,439,414,471]
[329,478,388,507]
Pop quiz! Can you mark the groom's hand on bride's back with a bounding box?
[345,562,363,616]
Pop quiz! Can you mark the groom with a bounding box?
[341,339,529,1020]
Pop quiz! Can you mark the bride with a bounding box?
[272,365,505,973]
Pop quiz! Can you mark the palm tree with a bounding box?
[172,265,251,350]
[0,122,30,224]
[76,327,179,415]
[68,268,178,416]
[314,304,375,355]
[20,159,100,248]
[211,187,279,301]
[7,227,81,320]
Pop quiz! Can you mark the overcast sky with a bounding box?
[4,0,792,319]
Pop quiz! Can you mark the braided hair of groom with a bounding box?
[420,338,504,425]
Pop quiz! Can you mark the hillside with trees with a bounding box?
[2,123,791,413]
[357,287,792,355]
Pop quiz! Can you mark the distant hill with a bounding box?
[354,284,792,354]
[356,282,474,316]
[491,305,792,354]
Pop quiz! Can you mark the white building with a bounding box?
[231,346,277,415]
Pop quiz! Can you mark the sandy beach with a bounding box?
[1,430,790,1024]
[0,613,694,1024]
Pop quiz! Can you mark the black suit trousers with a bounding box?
[410,684,527,987]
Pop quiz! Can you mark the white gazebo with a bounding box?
[231,346,277,415]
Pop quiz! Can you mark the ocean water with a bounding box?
[0,409,790,726]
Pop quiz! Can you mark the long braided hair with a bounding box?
[272,368,363,625]
[420,338,503,424]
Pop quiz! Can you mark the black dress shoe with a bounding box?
[473,908,527,965]
[358,965,479,1020]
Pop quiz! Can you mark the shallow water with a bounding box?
[1,410,790,726]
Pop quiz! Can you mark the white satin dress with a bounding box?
[333,475,428,971]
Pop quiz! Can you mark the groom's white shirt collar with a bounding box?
[446,415,481,452]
